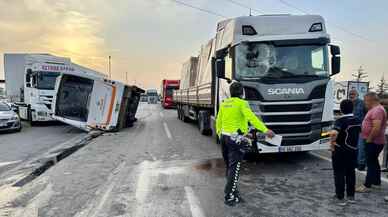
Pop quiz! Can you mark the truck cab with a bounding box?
[161,80,180,108]
[214,15,340,153]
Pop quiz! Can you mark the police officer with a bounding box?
[216,82,274,206]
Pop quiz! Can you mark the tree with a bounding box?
[352,66,368,82]
[376,75,388,97]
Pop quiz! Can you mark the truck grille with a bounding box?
[250,99,325,146]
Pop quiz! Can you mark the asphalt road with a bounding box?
[1,103,387,217]
[0,122,85,176]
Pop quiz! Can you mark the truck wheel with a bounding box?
[198,110,212,136]
[177,106,181,120]
[182,113,190,123]
[28,108,35,126]
[181,106,190,123]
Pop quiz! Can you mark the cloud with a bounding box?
[0,0,109,77]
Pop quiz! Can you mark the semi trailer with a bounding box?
[174,15,341,153]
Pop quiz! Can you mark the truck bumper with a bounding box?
[257,137,330,153]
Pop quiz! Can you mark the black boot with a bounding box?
[224,193,238,206]
[234,191,245,203]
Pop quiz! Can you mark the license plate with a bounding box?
[0,122,6,127]
[278,146,303,153]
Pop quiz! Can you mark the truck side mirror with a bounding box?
[26,69,32,81]
[331,56,340,76]
[330,45,340,56]
[216,59,225,79]
[26,69,32,87]
[330,45,340,76]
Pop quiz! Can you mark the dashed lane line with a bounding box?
[0,160,22,168]
[310,152,388,184]
[184,186,206,217]
[163,122,172,139]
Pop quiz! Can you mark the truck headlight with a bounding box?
[321,125,332,137]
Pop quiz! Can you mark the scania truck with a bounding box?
[4,54,105,124]
[174,15,341,153]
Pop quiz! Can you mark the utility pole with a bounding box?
[108,56,111,79]
[125,71,128,84]
[352,66,368,82]
[249,8,252,16]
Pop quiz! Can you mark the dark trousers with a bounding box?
[221,135,244,199]
[332,148,357,199]
[364,143,384,187]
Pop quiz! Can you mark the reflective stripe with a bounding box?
[221,131,236,136]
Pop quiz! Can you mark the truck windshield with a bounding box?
[36,71,60,90]
[166,87,178,96]
[235,42,329,80]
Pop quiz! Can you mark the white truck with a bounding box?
[4,54,106,123]
[53,70,144,132]
[174,15,341,153]
[334,81,369,111]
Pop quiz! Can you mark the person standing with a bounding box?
[356,92,387,193]
[216,82,274,206]
[349,89,367,170]
[329,99,361,206]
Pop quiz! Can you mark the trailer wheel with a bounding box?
[177,106,181,120]
[181,106,190,123]
[198,110,212,136]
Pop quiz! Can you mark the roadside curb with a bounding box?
[2,130,103,187]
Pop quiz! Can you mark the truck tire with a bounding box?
[182,106,190,123]
[177,106,181,120]
[28,108,35,126]
[198,110,212,136]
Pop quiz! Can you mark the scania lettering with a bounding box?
[174,15,341,153]
[268,88,305,95]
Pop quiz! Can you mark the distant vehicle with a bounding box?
[0,102,21,132]
[146,89,158,104]
[140,93,148,102]
[174,14,341,153]
[334,81,369,111]
[53,71,144,132]
[161,79,180,108]
[3,53,105,124]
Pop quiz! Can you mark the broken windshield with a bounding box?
[235,42,329,80]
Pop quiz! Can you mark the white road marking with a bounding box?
[134,161,159,217]
[0,160,22,168]
[163,122,172,139]
[76,161,126,217]
[310,152,388,184]
[184,186,206,217]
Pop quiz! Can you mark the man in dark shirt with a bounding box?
[330,99,361,206]
[349,89,367,170]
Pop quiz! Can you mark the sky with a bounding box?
[0,0,387,89]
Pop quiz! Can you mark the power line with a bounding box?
[224,0,265,15]
[171,0,227,18]
[277,0,376,43]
